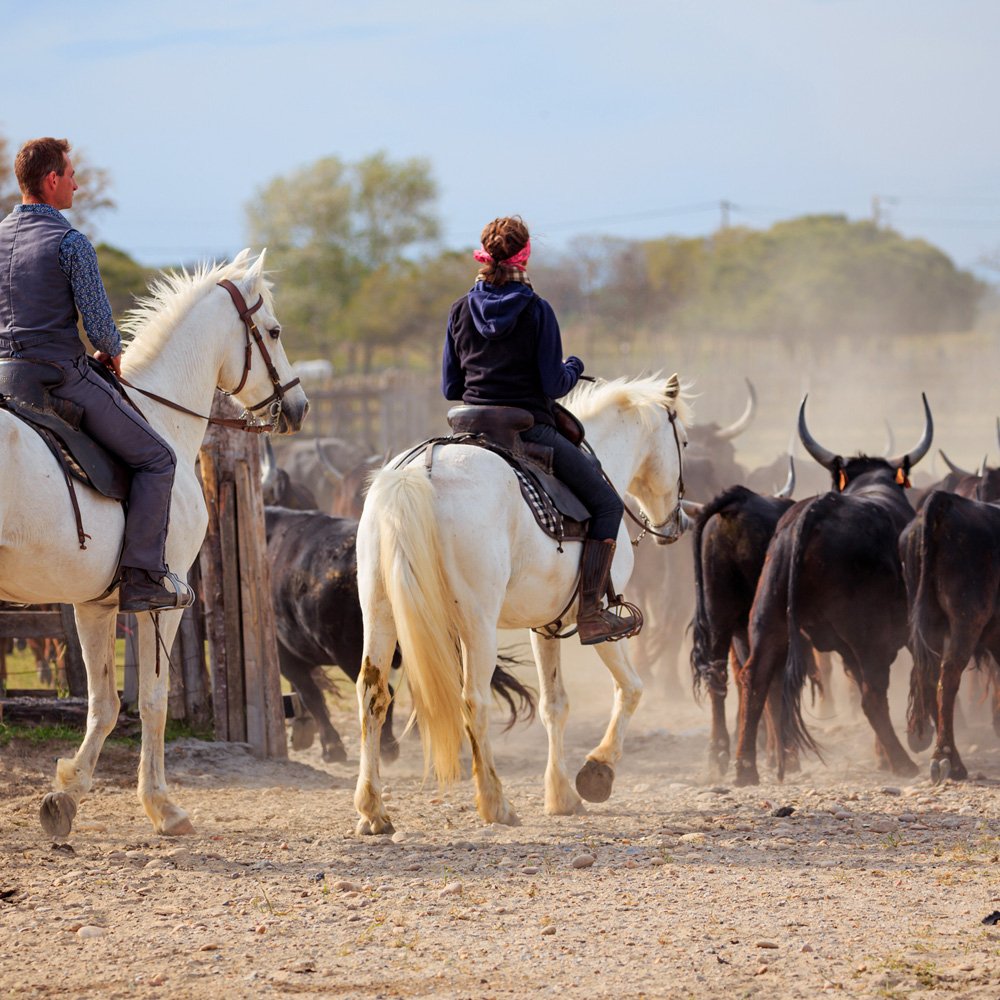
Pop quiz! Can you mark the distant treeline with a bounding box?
[2,139,984,371]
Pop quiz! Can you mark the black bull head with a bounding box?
[798,393,933,490]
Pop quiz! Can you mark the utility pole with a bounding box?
[720,199,732,230]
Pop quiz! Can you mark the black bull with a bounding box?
[265,506,535,762]
[904,483,1000,783]
[732,394,933,785]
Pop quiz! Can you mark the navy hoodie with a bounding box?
[442,281,583,427]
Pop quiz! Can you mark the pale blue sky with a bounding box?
[3,0,998,274]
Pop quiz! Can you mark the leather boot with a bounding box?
[576,538,641,645]
[118,567,195,613]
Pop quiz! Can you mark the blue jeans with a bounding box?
[521,423,623,540]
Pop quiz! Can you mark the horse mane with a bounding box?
[564,373,694,431]
[120,251,273,366]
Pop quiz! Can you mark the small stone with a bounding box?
[571,854,596,869]
[198,943,220,952]
[331,880,361,893]
[540,925,556,936]
[755,965,769,975]
[77,925,107,939]
[880,786,902,796]
[680,833,706,845]
[390,831,408,844]
[869,820,894,834]
[439,881,463,897]
[522,866,540,875]
[801,943,814,953]
[255,924,267,934]
[755,941,779,949]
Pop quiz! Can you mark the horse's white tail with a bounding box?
[367,465,465,785]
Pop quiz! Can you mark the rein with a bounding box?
[119,279,300,434]
[600,407,688,546]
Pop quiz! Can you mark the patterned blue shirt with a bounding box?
[13,204,122,356]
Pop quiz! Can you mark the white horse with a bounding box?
[354,374,692,833]
[0,249,309,838]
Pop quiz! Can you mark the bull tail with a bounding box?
[907,491,948,733]
[367,466,465,785]
[782,497,829,768]
[492,651,537,731]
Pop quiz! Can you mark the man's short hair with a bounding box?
[15,137,71,200]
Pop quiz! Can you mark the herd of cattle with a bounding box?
[259,383,1000,790]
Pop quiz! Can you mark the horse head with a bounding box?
[215,249,310,435]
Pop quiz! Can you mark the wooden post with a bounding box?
[198,394,286,757]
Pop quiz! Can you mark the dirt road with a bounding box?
[0,652,997,998]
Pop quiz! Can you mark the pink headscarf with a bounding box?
[473,239,532,272]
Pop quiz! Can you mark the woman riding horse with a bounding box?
[442,215,639,644]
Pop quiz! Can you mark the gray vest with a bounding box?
[0,209,85,361]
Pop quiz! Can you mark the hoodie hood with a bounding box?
[466,281,535,339]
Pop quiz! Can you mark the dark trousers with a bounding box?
[521,423,623,540]
[51,356,176,574]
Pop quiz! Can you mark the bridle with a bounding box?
[120,279,300,434]
[619,407,688,545]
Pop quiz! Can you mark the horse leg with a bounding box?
[529,632,583,816]
[353,606,398,836]
[40,601,120,839]
[575,642,643,803]
[462,630,519,826]
[134,611,192,835]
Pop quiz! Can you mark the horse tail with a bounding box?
[908,492,947,732]
[367,466,465,785]
[782,497,828,767]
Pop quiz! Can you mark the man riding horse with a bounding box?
[0,137,192,613]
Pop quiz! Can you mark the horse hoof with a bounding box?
[711,749,730,777]
[733,761,759,787]
[907,729,933,753]
[939,759,952,783]
[160,809,195,837]
[893,756,920,778]
[39,792,77,839]
[930,759,942,785]
[381,739,401,765]
[575,759,615,803]
[356,816,395,837]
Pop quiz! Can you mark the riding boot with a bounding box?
[118,567,195,613]
[576,538,641,645]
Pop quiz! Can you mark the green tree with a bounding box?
[245,152,440,363]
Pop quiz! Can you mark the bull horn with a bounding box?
[774,456,795,498]
[680,499,704,518]
[261,436,278,490]
[797,395,838,470]
[938,450,971,477]
[717,378,757,440]
[888,393,933,471]
[315,439,344,484]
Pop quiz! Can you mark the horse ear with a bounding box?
[245,248,267,283]
[664,372,680,405]
[231,248,252,268]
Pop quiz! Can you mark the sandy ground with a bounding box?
[0,647,998,1000]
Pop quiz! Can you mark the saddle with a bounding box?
[444,404,591,544]
[0,358,130,502]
